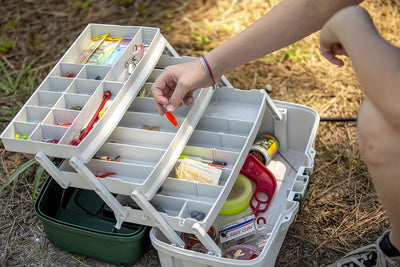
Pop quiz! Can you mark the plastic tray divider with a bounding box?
[107,127,174,149]
[274,108,288,152]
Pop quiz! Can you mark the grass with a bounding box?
[0,58,40,119]
[0,158,44,206]
[0,58,45,204]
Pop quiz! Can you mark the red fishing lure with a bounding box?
[165,111,178,127]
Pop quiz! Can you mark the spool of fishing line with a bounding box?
[219,174,252,216]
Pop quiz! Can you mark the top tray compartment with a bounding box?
[0,24,168,163]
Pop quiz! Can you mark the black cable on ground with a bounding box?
[320,117,357,122]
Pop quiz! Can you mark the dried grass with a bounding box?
[0,0,399,266]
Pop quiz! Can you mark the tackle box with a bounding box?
[150,99,319,266]
[0,23,319,266]
[35,176,149,266]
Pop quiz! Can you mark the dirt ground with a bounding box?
[1,0,399,266]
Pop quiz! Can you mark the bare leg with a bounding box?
[357,97,400,250]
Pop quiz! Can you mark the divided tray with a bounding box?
[57,85,267,231]
[1,24,167,163]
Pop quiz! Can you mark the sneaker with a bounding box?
[327,231,400,267]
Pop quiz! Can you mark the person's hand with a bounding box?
[320,6,375,68]
[319,20,347,67]
[150,59,211,115]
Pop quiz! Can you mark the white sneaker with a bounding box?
[327,231,400,267]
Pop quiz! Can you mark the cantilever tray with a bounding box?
[0,24,167,163]
[57,84,267,232]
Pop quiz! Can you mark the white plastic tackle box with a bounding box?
[0,24,319,266]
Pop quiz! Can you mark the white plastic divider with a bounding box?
[49,62,84,78]
[54,93,90,110]
[27,91,63,107]
[66,79,100,95]
[77,65,111,80]
[14,106,50,123]
[107,127,175,149]
[94,142,165,166]
[187,131,248,152]
[37,76,73,93]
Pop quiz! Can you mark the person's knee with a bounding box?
[357,98,397,166]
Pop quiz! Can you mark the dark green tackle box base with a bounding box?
[35,176,150,266]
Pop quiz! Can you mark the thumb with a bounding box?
[166,81,188,112]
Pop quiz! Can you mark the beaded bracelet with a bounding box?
[199,55,217,89]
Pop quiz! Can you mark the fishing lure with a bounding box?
[165,111,178,127]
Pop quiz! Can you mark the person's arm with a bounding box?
[320,6,400,128]
[206,0,363,79]
[152,0,363,114]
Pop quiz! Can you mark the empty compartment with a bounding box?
[49,62,83,78]
[141,27,159,44]
[30,124,68,143]
[187,131,247,152]
[129,97,189,118]
[204,87,266,121]
[197,116,255,137]
[26,91,62,108]
[94,142,165,166]
[160,178,222,204]
[1,121,37,140]
[77,65,111,80]
[107,126,174,149]
[54,93,90,111]
[118,112,180,133]
[66,79,101,95]
[14,106,50,123]
[37,76,72,92]
[155,55,195,69]
[181,145,240,169]
[146,69,163,83]
[150,195,186,217]
[85,160,153,185]
[43,109,79,127]
[146,55,197,82]
[180,201,214,221]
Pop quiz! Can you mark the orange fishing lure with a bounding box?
[165,111,178,127]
